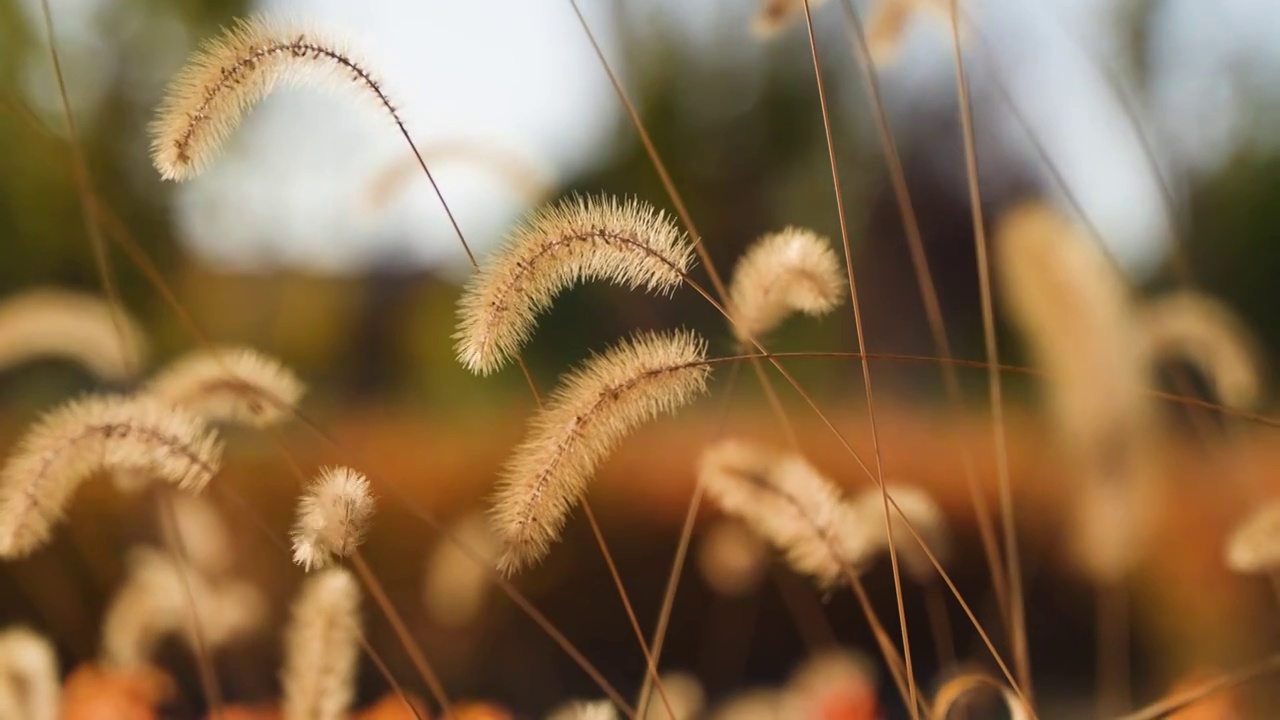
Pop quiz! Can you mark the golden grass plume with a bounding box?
[491,329,710,575]
[751,0,831,38]
[166,492,236,578]
[852,483,949,583]
[1225,499,1280,574]
[699,439,872,587]
[0,395,223,558]
[146,346,306,428]
[422,512,500,628]
[727,227,844,342]
[1139,290,1264,410]
[151,16,399,181]
[282,567,362,720]
[454,195,693,376]
[0,627,59,720]
[101,547,266,670]
[546,700,618,720]
[291,465,375,571]
[0,288,148,382]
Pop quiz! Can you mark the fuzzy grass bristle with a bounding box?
[0,395,223,558]
[454,195,694,376]
[1225,500,1280,574]
[146,347,305,428]
[291,466,375,571]
[1139,291,1264,410]
[491,330,710,575]
[727,227,844,342]
[282,568,362,720]
[151,16,399,181]
[0,288,148,381]
[699,439,872,587]
[101,547,266,670]
[0,627,59,720]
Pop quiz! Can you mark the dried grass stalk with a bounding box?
[0,288,147,382]
[852,483,949,582]
[1225,500,1280,574]
[291,466,375,571]
[0,627,59,720]
[727,227,844,342]
[1139,291,1264,410]
[455,195,693,375]
[696,518,769,597]
[422,512,500,628]
[491,330,710,574]
[0,395,223,558]
[146,347,305,428]
[101,547,265,670]
[151,16,399,181]
[282,568,362,720]
[996,201,1157,582]
[699,439,872,587]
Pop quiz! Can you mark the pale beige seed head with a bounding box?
[151,16,399,181]
[1138,291,1264,410]
[751,0,831,38]
[455,195,694,375]
[696,518,769,597]
[422,511,501,628]
[101,547,266,670]
[491,330,710,575]
[1226,500,1280,574]
[0,627,59,720]
[166,492,235,578]
[851,483,949,582]
[0,288,148,382]
[0,395,223,558]
[146,347,306,428]
[727,228,844,342]
[710,688,796,720]
[291,466,375,571]
[640,673,705,720]
[546,700,619,720]
[282,567,362,720]
[699,439,872,588]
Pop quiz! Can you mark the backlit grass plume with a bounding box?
[101,547,266,670]
[0,396,223,558]
[727,228,844,342]
[491,330,710,575]
[291,466,375,571]
[1139,291,1264,410]
[0,288,148,382]
[699,439,872,587]
[454,195,694,375]
[547,700,618,720]
[1225,500,1280,574]
[151,16,399,181]
[282,568,362,720]
[852,484,948,582]
[146,347,306,427]
[0,627,59,720]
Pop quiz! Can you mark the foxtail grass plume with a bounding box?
[0,396,223,558]
[696,518,769,597]
[932,673,1029,720]
[996,201,1157,582]
[699,439,872,587]
[422,512,501,628]
[151,16,399,181]
[0,289,148,382]
[546,700,618,720]
[282,568,362,720]
[455,195,694,375]
[165,492,236,578]
[866,0,954,65]
[1139,291,1264,410]
[727,228,844,342]
[101,547,266,670]
[751,0,831,38]
[491,330,710,574]
[292,466,375,571]
[146,347,305,427]
[0,627,59,720]
[852,483,949,582]
[1225,500,1280,574]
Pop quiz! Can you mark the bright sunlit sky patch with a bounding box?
[19,0,1280,278]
